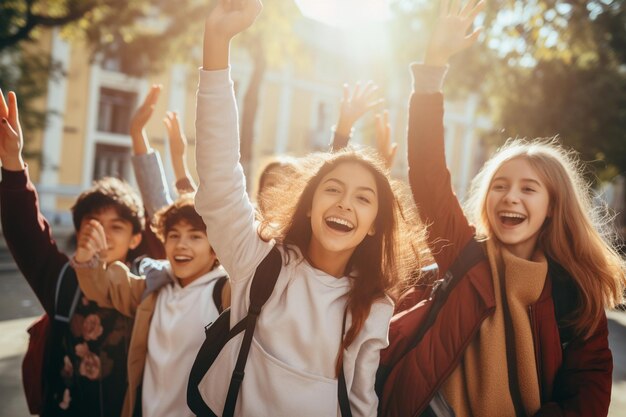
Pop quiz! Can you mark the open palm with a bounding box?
[425,0,485,66]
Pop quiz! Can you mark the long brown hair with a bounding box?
[259,148,429,374]
[465,138,626,338]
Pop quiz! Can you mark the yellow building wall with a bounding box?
[19,30,54,181]
[287,89,312,155]
[58,39,91,189]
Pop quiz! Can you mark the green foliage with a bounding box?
[0,46,64,162]
[390,0,626,180]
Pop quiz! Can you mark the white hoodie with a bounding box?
[194,68,393,417]
[142,265,227,417]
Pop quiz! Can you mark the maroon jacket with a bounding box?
[379,93,612,417]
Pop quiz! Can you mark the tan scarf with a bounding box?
[441,239,547,417]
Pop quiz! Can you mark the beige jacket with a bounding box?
[74,261,230,417]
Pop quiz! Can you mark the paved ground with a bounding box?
[0,253,625,416]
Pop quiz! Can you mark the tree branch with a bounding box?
[0,0,99,51]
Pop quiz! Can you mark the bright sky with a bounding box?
[294,0,392,27]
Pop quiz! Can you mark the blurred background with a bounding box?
[0,0,625,415]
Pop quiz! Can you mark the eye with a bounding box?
[523,186,536,193]
[491,183,506,191]
[191,233,204,240]
[111,224,124,231]
[357,195,371,204]
[325,186,340,193]
[167,232,180,239]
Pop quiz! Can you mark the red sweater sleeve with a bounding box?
[407,93,476,274]
[0,167,68,315]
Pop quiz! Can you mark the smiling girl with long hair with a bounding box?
[192,1,427,415]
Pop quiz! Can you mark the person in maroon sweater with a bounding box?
[0,90,147,416]
[380,2,625,416]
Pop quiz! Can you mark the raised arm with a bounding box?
[163,111,197,194]
[194,0,270,281]
[130,85,174,219]
[407,0,484,272]
[0,90,68,315]
[331,82,383,151]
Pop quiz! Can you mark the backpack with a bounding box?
[375,238,487,415]
[376,238,580,417]
[187,247,354,417]
[22,261,81,415]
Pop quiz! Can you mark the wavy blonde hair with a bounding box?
[259,147,430,374]
[465,138,626,338]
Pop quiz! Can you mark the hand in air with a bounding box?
[130,84,162,141]
[336,82,384,136]
[0,89,24,170]
[375,111,398,169]
[163,111,187,159]
[205,0,263,40]
[425,0,485,66]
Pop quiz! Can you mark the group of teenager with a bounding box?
[1,0,625,416]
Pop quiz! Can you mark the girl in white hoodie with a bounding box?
[192,1,428,416]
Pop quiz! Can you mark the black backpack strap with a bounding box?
[222,246,282,417]
[338,308,352,417]
[409,238,485,352]
[54,261,81,323]
[212,276,229,314]
[375,238,486,402]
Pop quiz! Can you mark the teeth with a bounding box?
[326,217,354,229]
[500,212,526,219]
[174,256,192,262]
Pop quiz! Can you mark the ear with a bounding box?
[129,233,142,250]
[367,224,376,236]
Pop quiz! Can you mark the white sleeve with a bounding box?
[348,300,394,417]
[194,68,272,282]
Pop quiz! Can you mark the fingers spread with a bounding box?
[1,118,18,137]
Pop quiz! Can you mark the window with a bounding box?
[97,88,137,134]
[92,143,131,181]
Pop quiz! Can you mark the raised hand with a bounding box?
[335,82,384,138]
[75,220,108,264]
[163,111,186,159]
[163,111,196,191]
[130,85,162,155]
[425,0,485,66]
[203,0,263,70]
[0,89,25,171]
[375,110,398,169]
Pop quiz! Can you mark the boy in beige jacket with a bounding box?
[72,194,230,417]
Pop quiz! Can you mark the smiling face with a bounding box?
[80,206,141,263]
[307,161,379,270]
[164,221,217,286]
[485,157,551,259]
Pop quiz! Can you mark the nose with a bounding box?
[503,188,520,204]
[336,195,352,211]
[175,237,190,249]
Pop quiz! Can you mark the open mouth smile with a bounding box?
[325,216,355,233]
[498,211,527,226]
[173,255,193,264]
